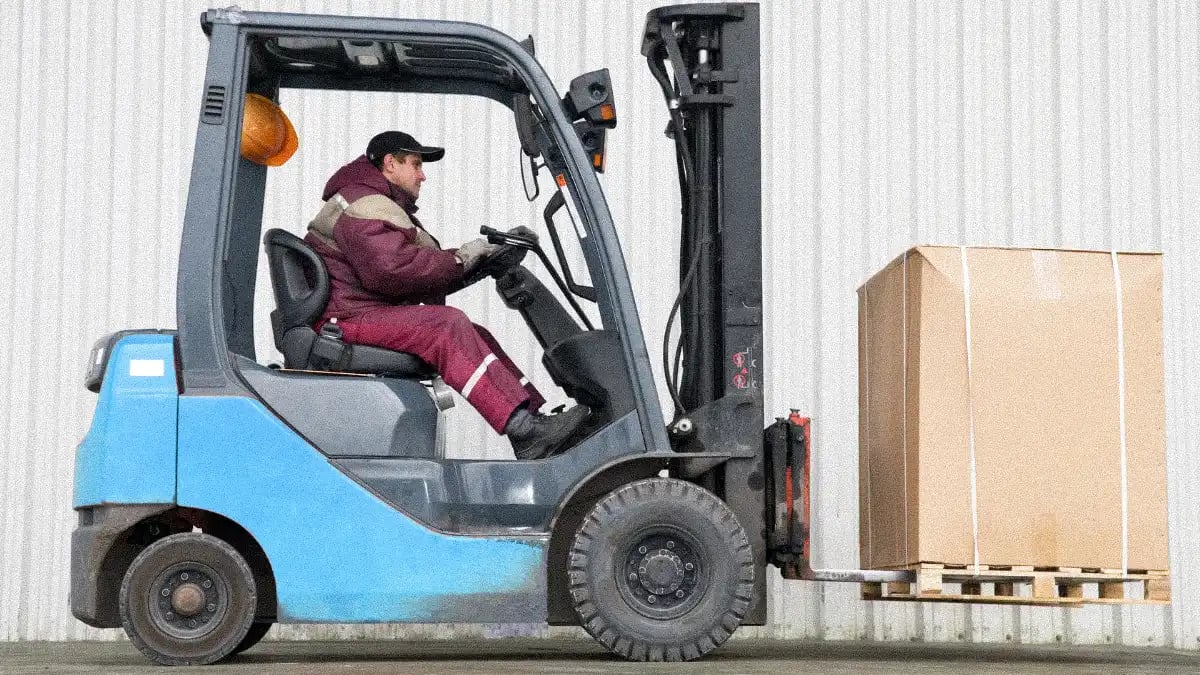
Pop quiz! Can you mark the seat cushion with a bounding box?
[344,344,435,378]
[280,327,434,379]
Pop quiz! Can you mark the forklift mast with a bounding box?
[642,4,778,622]
[643,4,762,421]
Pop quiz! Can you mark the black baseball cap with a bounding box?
[366,131,445,163]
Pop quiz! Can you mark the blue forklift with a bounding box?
[73,4,881,664]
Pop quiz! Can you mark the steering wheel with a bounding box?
[462,244,528,286]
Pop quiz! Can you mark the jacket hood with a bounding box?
[321,155,419,213]
[322,155,384,199]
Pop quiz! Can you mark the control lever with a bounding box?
[481,225,536,247]
[479,226,595,331]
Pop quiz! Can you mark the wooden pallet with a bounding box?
[862,563,1170,607]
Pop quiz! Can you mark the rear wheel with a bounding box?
[119,533,256,666]
[568,478,754,662]
[229,621,273,656]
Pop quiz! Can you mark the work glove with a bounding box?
[455,237,501,273]
[507,225,538,244]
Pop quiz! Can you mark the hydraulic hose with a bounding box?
[647,52,705,417]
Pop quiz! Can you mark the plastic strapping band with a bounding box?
[1111,252,1129,574]
[960,247,981,573]
[902,251,909,564]
[462,354,497,399]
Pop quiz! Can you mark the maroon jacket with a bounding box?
[304,155,465,321]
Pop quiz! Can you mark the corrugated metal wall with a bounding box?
[0,0,1196,649]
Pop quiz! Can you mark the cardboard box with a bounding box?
[857,246,1167,571]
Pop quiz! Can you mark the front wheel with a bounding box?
[119,533,257,666]
[568,478,754,662]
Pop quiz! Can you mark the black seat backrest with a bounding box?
[264,228,328,351]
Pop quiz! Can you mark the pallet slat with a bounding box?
[864,591,1085,606]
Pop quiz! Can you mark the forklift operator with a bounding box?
[303,130,590,460]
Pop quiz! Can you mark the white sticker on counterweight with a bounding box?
[129,359,165,377]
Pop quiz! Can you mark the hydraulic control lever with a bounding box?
[480,226,594,330]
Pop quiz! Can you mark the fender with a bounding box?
[544,452,731,624]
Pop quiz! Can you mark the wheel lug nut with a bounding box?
[676,590,685,598]
[647,595,657,604]
[161,588,170,597]
[685,563,694,571]
[202,580,212,589]
[638,546,647,554]
[667,541,675,549]
[180,573,189,581]
[639,567,646,575]
[207,603,216,612]
[166,612,174,619]
[189,619,197,628]
[629,573,637,581]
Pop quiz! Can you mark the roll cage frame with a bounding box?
[180,9,670,458]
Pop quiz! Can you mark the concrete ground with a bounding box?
[0,639,1197,674]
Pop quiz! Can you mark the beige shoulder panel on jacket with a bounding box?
[346,194,414,229]
[345,194,438,248]
[307,196,344,245]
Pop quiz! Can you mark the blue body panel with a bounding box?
[176,395,548,623]
[74,334,178,507]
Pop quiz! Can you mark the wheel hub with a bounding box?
[150,564,225,638]
[637,550,684,595]
[170,583,206,616]
[623,532,701,618]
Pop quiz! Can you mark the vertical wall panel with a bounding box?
[1163,0,1200,651]
[0,0,1195,649]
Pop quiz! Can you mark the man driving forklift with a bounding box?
[301,129,591,460]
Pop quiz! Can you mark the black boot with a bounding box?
[506,405,591,460]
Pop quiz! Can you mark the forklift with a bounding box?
[71,3,909,665]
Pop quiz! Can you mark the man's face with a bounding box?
[382,153,426,198]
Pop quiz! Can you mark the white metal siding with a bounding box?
[0,0,1195,649]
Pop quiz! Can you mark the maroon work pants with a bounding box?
[338,305,545,432]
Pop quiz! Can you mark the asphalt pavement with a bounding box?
[1,638,1197,674]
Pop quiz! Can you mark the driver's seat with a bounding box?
[263,228,434,378]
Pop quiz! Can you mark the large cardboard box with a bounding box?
[857,246,1167,572]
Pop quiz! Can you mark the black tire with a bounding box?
[229,621,273,656]
[568,478,754,662]
[119,533,257,666]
